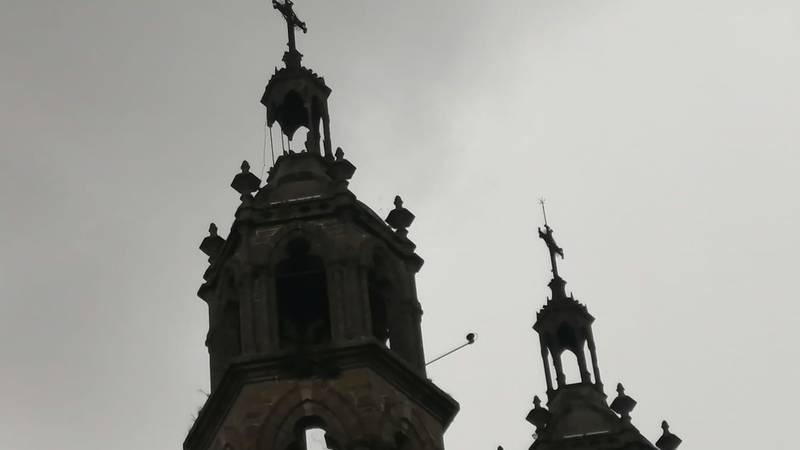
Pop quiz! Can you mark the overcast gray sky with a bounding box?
[1,1,798,449]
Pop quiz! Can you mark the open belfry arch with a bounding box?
[187,2,456,450]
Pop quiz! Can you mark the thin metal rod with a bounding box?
[539,197,548,226]
[425,333,476,367]
[268,124,275,165]
[262,114,268,179]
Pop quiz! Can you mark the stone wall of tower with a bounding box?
[205,368,447,450]
[202,211,428,390]
[190,151,458,450]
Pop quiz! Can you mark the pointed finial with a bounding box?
[610,382,637,421]
[385,195,415,237]
[656,420,682,450]
[526,394,551,431]
[328,147,356,181]
[200,222,226,262]
[231,160,261,198]
[538,215,567,299]
[538,197,548,226]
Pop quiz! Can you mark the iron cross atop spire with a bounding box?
[273,0,307,66]
[537,199,568,300]
[538,199,563,279]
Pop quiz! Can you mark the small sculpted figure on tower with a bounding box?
[610,383,637,422]
[199,223,226,263]
[385,196,415,237]
[655,421,682,450]
[230,160,261,200]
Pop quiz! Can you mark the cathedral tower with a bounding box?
[525,218,681,450]
[185,3,458,449]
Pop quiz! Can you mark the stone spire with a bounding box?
[533,222,602,393]
[527,214,681,450]
[185,7,457,450]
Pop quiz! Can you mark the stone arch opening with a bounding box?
[276,237,331,348]
[367,251,393,347]
[560,349,582,385]
[277,90,309,141]
[260,394,359,450]
[288,125,309,152]
[288,417,339,450]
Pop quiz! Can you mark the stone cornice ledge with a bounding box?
[184,341,459,450]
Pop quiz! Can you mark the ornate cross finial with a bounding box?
[538,222,564,279]
[273,0,307,54]
[537,200,568,300]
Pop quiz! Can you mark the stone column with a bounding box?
[587,327,603,389]
[540,339,554,393]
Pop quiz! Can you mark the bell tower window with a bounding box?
[287,416,338,450]
[367,254,392,347]
[560,350,582,385]
[276,238,331,347]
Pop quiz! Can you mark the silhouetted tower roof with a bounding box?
[527,219,681,450]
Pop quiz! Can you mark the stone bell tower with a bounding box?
[184,2,458,450]
[524,218,681,450]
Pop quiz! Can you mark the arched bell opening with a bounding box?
[552,322,593,386]
[367,252,393,348]
[285,416,340,450]
[559,350,582,385]
[275,238,331,348]
[363,247,425,370]
[286,125,309,153]
[267,90,328,156]
[274,90,309,142]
